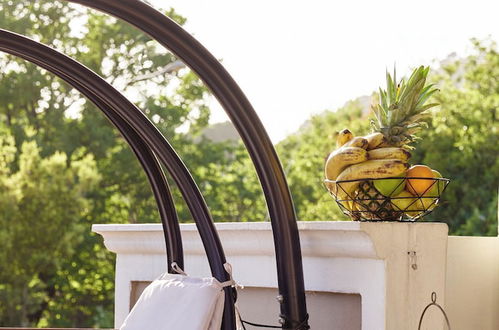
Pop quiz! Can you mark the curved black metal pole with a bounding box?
[0,39,183,271]
[65,1,309,328]
[0,29,236,329]
[80,94,183,273]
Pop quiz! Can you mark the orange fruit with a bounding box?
[406,165,435,196]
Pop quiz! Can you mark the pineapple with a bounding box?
[371,66,439,149]
[353,66,438,220]
[354,181,401,220]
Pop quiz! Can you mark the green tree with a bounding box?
[188,138,268,222]
[0,129,100,327]
[277,98,371,221]
[414,40,499,235]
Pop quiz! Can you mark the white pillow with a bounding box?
[120,272,227,330]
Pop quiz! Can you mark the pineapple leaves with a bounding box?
[418,83,436,98]
[416,102,439,113]
[416,85,439,109]
[386,70,397,105]
[371,65,439,148]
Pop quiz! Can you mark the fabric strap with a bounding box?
[171,262,188,276]
[171,262,236,288]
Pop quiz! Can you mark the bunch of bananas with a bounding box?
[324,129,411,202]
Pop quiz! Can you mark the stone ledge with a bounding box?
[92,221,447,259]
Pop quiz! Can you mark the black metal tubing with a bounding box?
[79,92,183,273]
[66,1,309,327]
[0,33,183,272]
[0,29,236,329]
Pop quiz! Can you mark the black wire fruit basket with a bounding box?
[324,177,450,222]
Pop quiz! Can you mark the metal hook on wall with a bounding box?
[418,292,451,330]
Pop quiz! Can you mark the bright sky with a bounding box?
[151,0,498,143]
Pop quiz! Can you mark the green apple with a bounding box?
[421,195,438,211]
[373,172,406,197]
[391,190,420,217]
[422,169,443,211]
[427,170,445,196]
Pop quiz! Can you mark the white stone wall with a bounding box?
[446,236,499,330]
[93,221,449,330]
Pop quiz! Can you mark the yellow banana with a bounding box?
[324,179,336,194]
[333,159,409,200]
[353,200,368,217]
[324,147,368,180]
[336,129,354,148]
[375,141,392,148]
[367,147,411,161]
[341,200,354,212]
[343,136,368,149]
[364,132,387,150]
[342,198,365,220]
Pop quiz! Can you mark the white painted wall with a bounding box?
[93,221,449,330]
[446,236,499,330]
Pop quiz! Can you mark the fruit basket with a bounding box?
[322,66,452,222]
[325,177,450,221]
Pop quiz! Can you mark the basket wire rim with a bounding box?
[324,177,450,222]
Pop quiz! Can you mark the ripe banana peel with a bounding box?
[336,129,354,148]
[367,147,411,161]
[343,136,368,149]
[341,200,354,212]
[325,129,410,202]
[333,159,409,200]
[324,147,368,180]
[363,132,386,150]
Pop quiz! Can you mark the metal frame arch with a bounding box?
[65,1,309,328]
[76,92,184,273]
[2,39,184,271]
[0,29,236,329]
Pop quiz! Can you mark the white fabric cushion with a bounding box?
[120,273,226,330]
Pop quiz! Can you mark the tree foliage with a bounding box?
[277,98,370,221]
[415,40,499,235]
[0,130,100,326]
